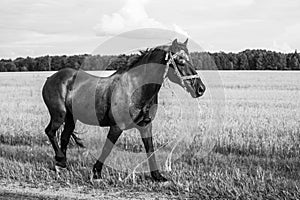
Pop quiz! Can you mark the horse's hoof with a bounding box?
[55,161,67,168]
[56,162,66,168]
[54,165,67,173]
[151,170,168,182]
[92,172,102,180]
[89,170,102,184]
[55,156,67,169]
[92,161,103,180]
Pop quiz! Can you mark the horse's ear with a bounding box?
[183,38,188,46]
[172,39,178,46]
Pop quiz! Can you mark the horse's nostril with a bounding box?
[202,84,206,92]
[197,87,202,95]
[197,84,205,95]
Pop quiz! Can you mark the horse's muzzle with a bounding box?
[196,83,206,97]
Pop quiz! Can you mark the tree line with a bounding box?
[0,49,299,72]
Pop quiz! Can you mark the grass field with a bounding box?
[0,71,300,199]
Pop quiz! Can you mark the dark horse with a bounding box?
[42,39,206,182]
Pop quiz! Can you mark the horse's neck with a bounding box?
[135,50,167,84]
[122,51,167,105]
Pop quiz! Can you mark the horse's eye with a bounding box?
[176,58,186,65]
[179,51,189,61]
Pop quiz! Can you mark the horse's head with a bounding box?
[165,39,206,98]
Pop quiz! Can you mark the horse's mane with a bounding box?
[111,45,169,75]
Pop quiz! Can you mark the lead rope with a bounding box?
[162,52,185,172]
[161,51,203,172]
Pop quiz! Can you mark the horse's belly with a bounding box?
[72,99,100,126]
[75,110,99,126]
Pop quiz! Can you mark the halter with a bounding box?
[163,51,200,89]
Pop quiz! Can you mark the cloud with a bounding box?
[94,0,163,36]
[94,0,189,37]
[1,0,299,58]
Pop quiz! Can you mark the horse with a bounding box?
[42,38,206,182]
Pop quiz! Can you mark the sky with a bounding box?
[0,0,299,58]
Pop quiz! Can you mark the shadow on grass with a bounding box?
[180,147,300,182]
[213,142,300,159]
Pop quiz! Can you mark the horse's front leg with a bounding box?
[138,124,167,182]
[92,126,122,179]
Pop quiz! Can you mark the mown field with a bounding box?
[0,71,300,199]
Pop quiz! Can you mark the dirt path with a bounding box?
[0,182,171,200]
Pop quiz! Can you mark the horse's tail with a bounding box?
[71,132,85,148]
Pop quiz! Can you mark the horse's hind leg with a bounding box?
[45,111,66,168]
[60,111,76,165]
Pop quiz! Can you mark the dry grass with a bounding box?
[0,71,300,199]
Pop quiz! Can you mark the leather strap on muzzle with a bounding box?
[163,52,200,90]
